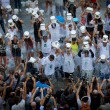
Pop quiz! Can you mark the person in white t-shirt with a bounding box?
[62,43,75,81]
[38,27,51,57]
[78,43,94,81]
[48,16,60,42]
[41,54,55,79]
[96,54,110,80]
[98,35,110,58]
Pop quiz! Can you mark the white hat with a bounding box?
[28,57,36,63]
[5,33,13,40]
[80,26,86,33]
[95,12,101,19]
[103,35,108,42]
[50,16,56,23]
[100,54,106,60]
[93,90,98,94]
[24,31,30,38]
[12,15,19,21]
[21,1,26,7]
[8,19,15,27]
[67,13,72,21]
[40,24,46,30]
[108,4,110,9]
[70,30,76,38]
[52,41,60,49]
[83,41,89,46]
[66,43,71,48]
[0,33,2,38]
[86,7,93,13]
[84,36,90,41]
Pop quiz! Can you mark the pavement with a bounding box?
[1,0,107,90]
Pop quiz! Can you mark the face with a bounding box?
[103,42,107,46]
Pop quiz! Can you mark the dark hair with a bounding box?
[38,51,43,59]
[49,55,54,60]
[87,13,93,25]
[14,96,20,105]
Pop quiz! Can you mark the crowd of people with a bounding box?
[0,0,110,110]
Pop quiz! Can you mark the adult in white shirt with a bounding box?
[48,16,60,42]
[78,47,94,81]
[38,28,51,57]
[98,35,110,59]
[41,54,55,78]
[62,43,75,79]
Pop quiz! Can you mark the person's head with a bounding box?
[93,3,97,9]
[49,55,54,61]
[72,38,77,44]
[81,96,89,103]
[31,102,36,110]
[13,35,18,41]
[40,76,47,84]
[68,24,72,31]
[38,51,43,59]
[84,50,89,57]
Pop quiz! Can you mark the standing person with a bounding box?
[98,35,110,59]
[14,0,21,12]
[22,31,34,60]
[62,43,75,83]
[45,0,52,14]
[48,16,60,42]
[32,15,41,51]
[0,33,7,67]
[9,35,21,66]
[7,19,18,40]
[12,15,24,39]
[41,54,55,79]
[0,4,6,34]
[78,43,94,81]
[104,10,110,38]
[38,24,51,57]
[55,0,64,16]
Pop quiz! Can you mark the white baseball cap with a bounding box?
[83,44,90,50]
[24,31,30,38]
[28,57,36,63]
[67,13,72,21]
[6,5,12,12]
[95,11,101,19]
[52,41,60,49]
[12,15,19,21]
[80,26,86,33]
[5,33,13,40]
[39,9,44,15]
[40,24,46,30]
[70,30,76,38]
[0,33,2,38]
[103,35,108,43]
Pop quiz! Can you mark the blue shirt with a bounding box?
[36,81,50,88]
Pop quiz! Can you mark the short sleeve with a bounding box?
[77,98,82,107]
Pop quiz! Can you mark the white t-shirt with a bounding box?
[8,29,17,40]
[12,99,25,110]
[42,57,55,76]
[48,23,60,42]
[81,56,93,71]
[63,53,75,73]
[41,39,51,54]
